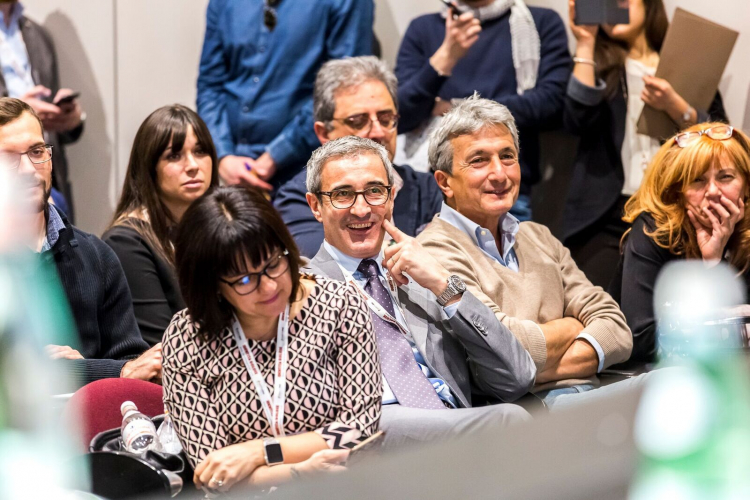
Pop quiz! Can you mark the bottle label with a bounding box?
[123,419,155,450]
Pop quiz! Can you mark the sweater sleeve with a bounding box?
[103,226,175,345]
[613,215,669,363]
[273,172,326,259]
[418,227,549,372]
[63,236,150,386]
[315,283,381,449]
[541,225,633,367]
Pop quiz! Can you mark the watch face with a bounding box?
[449,275,466,293]
[265,442,284,464]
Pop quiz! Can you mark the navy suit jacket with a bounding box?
[274,163,443,258]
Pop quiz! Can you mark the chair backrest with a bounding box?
[63,378,164,449]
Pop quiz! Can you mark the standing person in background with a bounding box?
[562,0,728,288]
[103,105,219,346]
[395,0,570,221]
[197,0,373,193]
[0,0,85,221]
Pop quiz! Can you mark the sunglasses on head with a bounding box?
[674,125,734,148]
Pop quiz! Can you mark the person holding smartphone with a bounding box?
[0,1,85,221]
[562,0,728,289]
[395,0,571,221]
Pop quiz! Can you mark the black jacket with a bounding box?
[46,207,149,386]
[562,73,727,241]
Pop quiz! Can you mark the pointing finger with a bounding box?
[382,219,407,243]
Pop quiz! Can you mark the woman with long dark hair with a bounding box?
[561,0,728,288]
[103,105,218,345]
[162,186,381,491]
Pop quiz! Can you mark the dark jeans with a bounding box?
[566,196,630,289]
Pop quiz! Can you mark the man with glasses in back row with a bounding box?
[0,97,161,388]
[275,56,442,257]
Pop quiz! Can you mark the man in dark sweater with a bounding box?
[274,56,442,258]
[0,97,161,387]
[395,0,571,221]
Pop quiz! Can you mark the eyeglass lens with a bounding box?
[343,111,398,131]
[230,253,289,295]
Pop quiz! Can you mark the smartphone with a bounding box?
[575,0,629,26]
[439,0,463,19]
[346,431,385,466]
[54,92,80,107]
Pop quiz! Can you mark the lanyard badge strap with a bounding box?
[231,304,290,437]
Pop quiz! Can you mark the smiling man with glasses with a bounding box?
[303,135,536,449]
[275,56,443,257]
[0,97,159,388]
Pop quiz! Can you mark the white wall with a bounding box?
[23,0,750,233]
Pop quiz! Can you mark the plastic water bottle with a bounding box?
[120,401,157,454]
[156,410,183,455]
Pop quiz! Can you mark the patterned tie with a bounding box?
[356,259,445,409]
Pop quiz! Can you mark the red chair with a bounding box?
[64,378,164,449]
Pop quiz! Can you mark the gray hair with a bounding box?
[427,93,520,175]
[313,56,398,126]
[306,136,395,194]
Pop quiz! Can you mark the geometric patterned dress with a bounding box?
[162,276,382,468]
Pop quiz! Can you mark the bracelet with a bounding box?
[573,57,597,68]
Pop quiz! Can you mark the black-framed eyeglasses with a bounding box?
[220,249,289,295]
[317,185,392,209]
[330,111,399,133]
[0,145,53,170]
[264,0,279,31]
[675,125,734,148]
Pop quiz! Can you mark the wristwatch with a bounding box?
[263,437,284,466]
[436,275,466,306]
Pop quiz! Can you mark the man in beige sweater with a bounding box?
[417,94,634,407]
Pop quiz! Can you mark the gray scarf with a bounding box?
[454,0,540,94]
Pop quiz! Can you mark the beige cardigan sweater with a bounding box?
[418,217,632,390]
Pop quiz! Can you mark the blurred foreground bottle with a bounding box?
[0,170,88,497]
[630,262,750,499]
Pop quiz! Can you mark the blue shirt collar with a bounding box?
[438,202,519,265]
[0,3,24,35]
[41,205,65,253]
[323,239,388,281]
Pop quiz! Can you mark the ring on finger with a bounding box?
[209,477,224,488]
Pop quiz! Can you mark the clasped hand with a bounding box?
[687,195,745,264]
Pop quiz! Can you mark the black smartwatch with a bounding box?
[263,437,284,466]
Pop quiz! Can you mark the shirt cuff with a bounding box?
[577,332,605,373]
[441,297,462,319]
[266,133,297,170]
[567,75,607,107]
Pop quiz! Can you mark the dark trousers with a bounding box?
[566,196,630,290]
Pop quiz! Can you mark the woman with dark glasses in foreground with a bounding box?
[162,186,381,493]
[610,124,750,364]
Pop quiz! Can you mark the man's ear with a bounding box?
[306,192,325,223]
[314,121,330,145]
[434,170,453,200]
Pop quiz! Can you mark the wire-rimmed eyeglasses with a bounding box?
[674,125,734,148]
[0,145,53,170]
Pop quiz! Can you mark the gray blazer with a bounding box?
[0,16,84,219]
[307,246,536,407]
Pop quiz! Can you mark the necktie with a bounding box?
[356,259,445,409]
